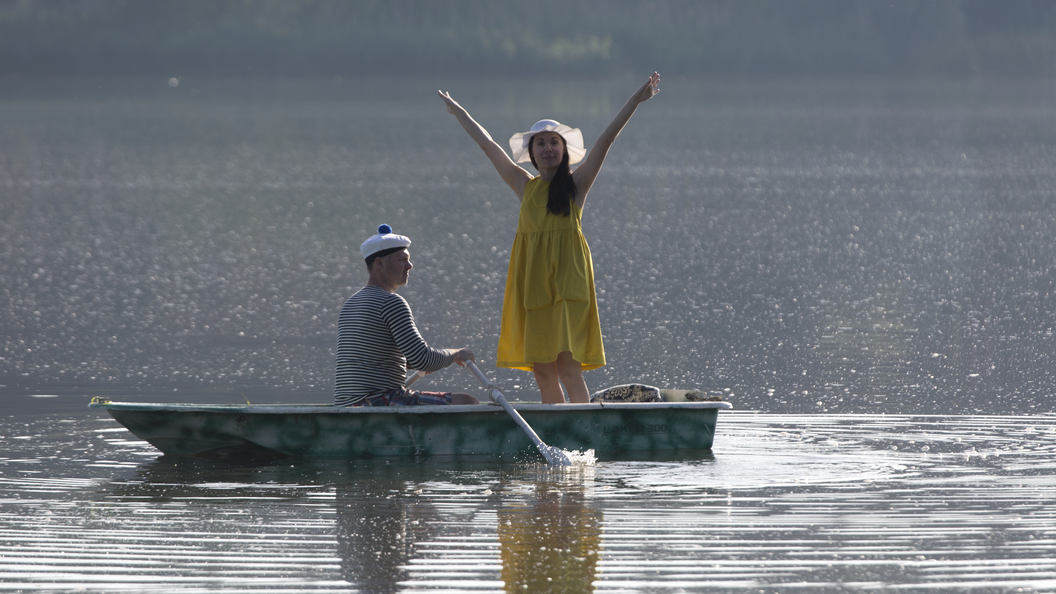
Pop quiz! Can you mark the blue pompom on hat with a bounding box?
[360,224,411,260]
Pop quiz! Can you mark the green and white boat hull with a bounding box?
[90,400,731,461]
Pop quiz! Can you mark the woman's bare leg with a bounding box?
[532,361,567,403]
[556,351,590,403]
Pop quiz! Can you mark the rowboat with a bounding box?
[89,398,732,461]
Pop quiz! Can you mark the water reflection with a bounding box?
[109,457,453,592]
[104,455,307,498]
[498,473,601,593]
[2,414,1055,591]
[330,462,605,594]
[334,465,440,594]
[90,454,504,592]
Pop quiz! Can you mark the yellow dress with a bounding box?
[497,177,606,371]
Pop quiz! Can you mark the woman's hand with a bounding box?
[633,71,658,103]
[438,90,461,115]
[632,71,660,104]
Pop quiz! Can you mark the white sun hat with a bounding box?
[360,224,411,260]
[509,119,586,165]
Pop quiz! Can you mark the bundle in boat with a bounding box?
[590,384,723,403]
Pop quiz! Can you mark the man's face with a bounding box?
[375,249,412,288]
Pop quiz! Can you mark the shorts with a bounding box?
[353,388,452,407]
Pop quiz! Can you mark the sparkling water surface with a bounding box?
[2,76,1056,591]
[1,413,1054,592]
[4,76,1056,413]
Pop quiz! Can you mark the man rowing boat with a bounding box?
[334,225,479,407]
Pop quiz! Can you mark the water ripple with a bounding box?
[1,413,1054,592]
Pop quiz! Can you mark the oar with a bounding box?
[405,369,426,388]
[464,361,572,466]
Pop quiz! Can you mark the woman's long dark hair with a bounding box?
[529,138,577,217]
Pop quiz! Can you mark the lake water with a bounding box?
[1,413,1054,592]
[1,75,1055,591]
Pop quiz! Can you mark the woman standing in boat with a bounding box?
[438,72,660,404]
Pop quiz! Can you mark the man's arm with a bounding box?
[380,294,456,373]
[444,347,475,367]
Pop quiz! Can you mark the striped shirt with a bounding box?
[334,285,453,406]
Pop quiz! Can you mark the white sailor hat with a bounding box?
[360,224,411,260]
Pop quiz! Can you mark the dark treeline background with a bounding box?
[2,0,1055,78]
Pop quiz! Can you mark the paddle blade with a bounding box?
[540,444,573,466]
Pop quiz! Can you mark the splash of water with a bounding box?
[561,448,596,466]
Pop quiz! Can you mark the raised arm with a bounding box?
[572,72,660,206]
[438,90,532,198]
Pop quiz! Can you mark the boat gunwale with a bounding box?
[89,400,733,414]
